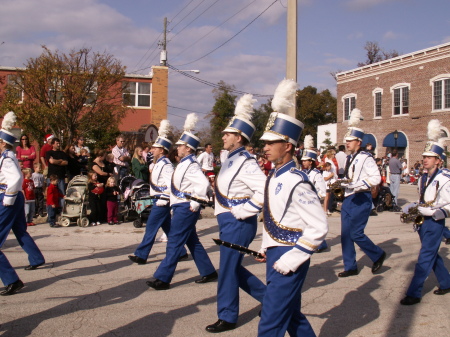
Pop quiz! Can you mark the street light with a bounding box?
[393,130,398,149]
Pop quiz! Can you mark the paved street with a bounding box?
[1,184,449,337]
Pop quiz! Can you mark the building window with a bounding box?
[372,88,383,118]
[85,82,97,106]
[7,74,24,103]
[48,78,64,104]
[433,78,450,110]
[342,94,356,121]
[122,81,151,107]
[392,85,409,115]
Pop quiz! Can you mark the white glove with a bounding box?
[275,247,309,274]
[273,260,291,275]
[258,247,267,255]
[418,206,435,217]
[230,203,257,220]
[348,181,366,190]
[190,200,200,212]
[156,199,168,207]
[402,202,418,213]
[432,209,446,221]
[339,182,350,188]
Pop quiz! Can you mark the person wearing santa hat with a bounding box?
[39,133,54,174]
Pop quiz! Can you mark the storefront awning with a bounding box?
[361,134,376,149]
[382,132,407,148]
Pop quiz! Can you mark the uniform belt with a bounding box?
[214,184,249,209]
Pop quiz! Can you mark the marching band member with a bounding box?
[128,120,187,265]
[147,113,217,290]
[0,112,45,296]
[400,119,450,305]
[301,135,328,252]
[257,80,328,337]
[338,108,385,278]
[205,94,266,333]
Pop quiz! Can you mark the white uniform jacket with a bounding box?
[149,156,174,200]
[303,168,326,199]
[344,151,381,197]
[262,160,328,271]
[170,154,210,205]
[214,147,265,216]
[0,149,23,205]
[418,170,450,216]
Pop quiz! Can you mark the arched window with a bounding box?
[430,74,450,111]
[341,93,357,121]
[390,83,410,116]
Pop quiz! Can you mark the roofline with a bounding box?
[336,41,450,78]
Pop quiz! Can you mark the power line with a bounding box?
[170,0,208,31]
[132,32,162,73]
[168,104,210,115]
[170,0,197,25]
[173,0,279,67]
[170,0,258,62]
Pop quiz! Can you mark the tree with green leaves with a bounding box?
[1,46,127,148]
[209,81,237,152]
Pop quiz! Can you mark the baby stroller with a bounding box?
[59,175,90,227]
[119,175,153,227]
[375,185,401,213]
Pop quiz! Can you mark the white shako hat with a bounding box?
[301,135,317,161]
[260,79,304,146]
[344,108,365,141]
[422,119,445,158]
[222,93,257,141]
[175,113,200,151]
[0,111,17,146]
[153,120,172,151]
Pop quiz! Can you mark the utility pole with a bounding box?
[286,0,297,117]
[160,17,168,66]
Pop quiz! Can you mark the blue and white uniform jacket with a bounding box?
[303,168,326,199]
[214,147,265,216]
[149,156,174,200]
[344,151,381,197]
[418,170,450,217]
[0,149,23,205]
[170,154,210,206]
[262,160,328,271]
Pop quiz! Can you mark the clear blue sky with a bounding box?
[1,0,449,129]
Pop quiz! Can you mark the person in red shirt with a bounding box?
[39,134,54,174]
[46,174,64,228]
[22,168,36,226]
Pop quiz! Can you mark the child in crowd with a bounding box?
[79,148,89,175]
[32,162,46,217]
[47,174,64,228]
[88,171,104,226]
[105,176,120,225]
[22,168,36,226]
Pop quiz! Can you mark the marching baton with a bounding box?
[212,238,264,259]
[186,194,213,207]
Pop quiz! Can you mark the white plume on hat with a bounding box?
[158,119,170,138]
[2,111,16,131]
[427,119,442,143]
[235,94,257,120]
[348,108,362,127]
[183,113,197,132]
[271,79,298,114]
[304,135,314,149]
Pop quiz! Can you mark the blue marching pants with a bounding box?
[406,217,450,298]
[258,246,315,337]
[443,226,450,239]
[216,212,266,323]
[154,202,215,284]
[0,193,44,286]
[133,205,186,260]
[341,192,384,271]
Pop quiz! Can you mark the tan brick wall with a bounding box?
[336,43,450,168]
[151,66,168,128]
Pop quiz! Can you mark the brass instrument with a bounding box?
[400,203,426,226]
[328,179,352,201]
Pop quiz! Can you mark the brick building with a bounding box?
[0,65,169,145]
[336,42,450,168]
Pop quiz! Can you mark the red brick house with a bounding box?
[336,42,450,168]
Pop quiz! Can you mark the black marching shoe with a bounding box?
[178,253,189,261]
[0,280,24,296]
[372,251,386,274]
[445,238,450,245]
[400,296,421,305]
[433,287,450,295]
[338,269,359,278]
[195,271,218,284]
[128,255,147,265]
[205,319,236,333]
[146,279,170,290]
[25,262,44,270]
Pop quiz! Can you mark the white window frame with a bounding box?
[372,88,383,119]
[341,93,357,121]
[48,78,64,104]
[7,74,24,103]
[84,81,97,106]
[430,74,450,112]
[390,83,410,116]
[122,81,151,107]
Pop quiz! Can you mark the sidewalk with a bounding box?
[1,184,449,336]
